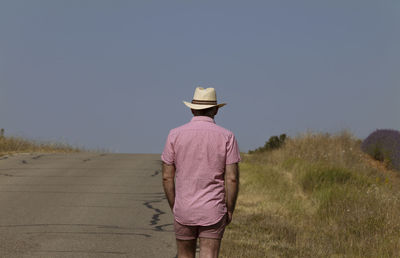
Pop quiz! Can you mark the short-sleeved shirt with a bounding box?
[161,116,241,226]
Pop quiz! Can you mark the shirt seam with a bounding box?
[170,128,232,142]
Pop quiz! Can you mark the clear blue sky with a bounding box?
[1,0,399,153]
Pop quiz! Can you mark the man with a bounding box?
[161,87,241,258]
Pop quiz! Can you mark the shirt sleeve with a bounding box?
[226,133,241,164]
[161,131,175,165]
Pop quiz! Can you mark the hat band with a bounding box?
[192,99,217,105]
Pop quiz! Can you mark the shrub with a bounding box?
[361,129,400,171]
[248,134,287,154]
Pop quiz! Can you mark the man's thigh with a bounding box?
[199,238,221,258]
[176,239,197,258]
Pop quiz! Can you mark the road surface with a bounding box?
[0,152,177,258]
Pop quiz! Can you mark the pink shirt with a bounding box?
[161,116,241,226]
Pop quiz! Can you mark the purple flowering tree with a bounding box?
[361,129,400,171]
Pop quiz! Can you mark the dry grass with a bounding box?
[0,135,83,156]
[220,131,400,257]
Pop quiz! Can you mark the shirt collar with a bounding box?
[191,116,215,123]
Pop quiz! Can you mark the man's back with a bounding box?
[162,116,240,226]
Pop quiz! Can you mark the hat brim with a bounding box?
[183,101,226,110]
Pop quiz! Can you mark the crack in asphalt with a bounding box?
[0,223,138,229]
[141,171,173,233]
[154,223,173,232]
[0,173,13,177]
[0,223,170,234]
[142,196,173,232]
[33,250,128,254]
[0,223,151,237]
[143,198,166,226]
[0,167,147,170]
[0,190,166,195]
[26,231,150,237]
[150,170,160,177]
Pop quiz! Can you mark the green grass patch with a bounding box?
[301,166,353,192]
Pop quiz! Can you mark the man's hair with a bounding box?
[191,106,218,117]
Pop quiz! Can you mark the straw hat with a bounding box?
[183,87,227,110]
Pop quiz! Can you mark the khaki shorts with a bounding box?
[174,214,227,240]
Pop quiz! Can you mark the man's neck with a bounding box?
[193,115,214,119]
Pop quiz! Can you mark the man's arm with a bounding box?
[225,163,239,224]
[162,162,176,211]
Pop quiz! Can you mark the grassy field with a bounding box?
[220,131,400,257]
[0,135,82,156]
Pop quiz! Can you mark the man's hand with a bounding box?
[225,163,239,225]
[162,162,176,211]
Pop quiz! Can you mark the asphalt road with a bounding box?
[0,152,176,258]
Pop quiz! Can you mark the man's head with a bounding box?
[191,106,219,118]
